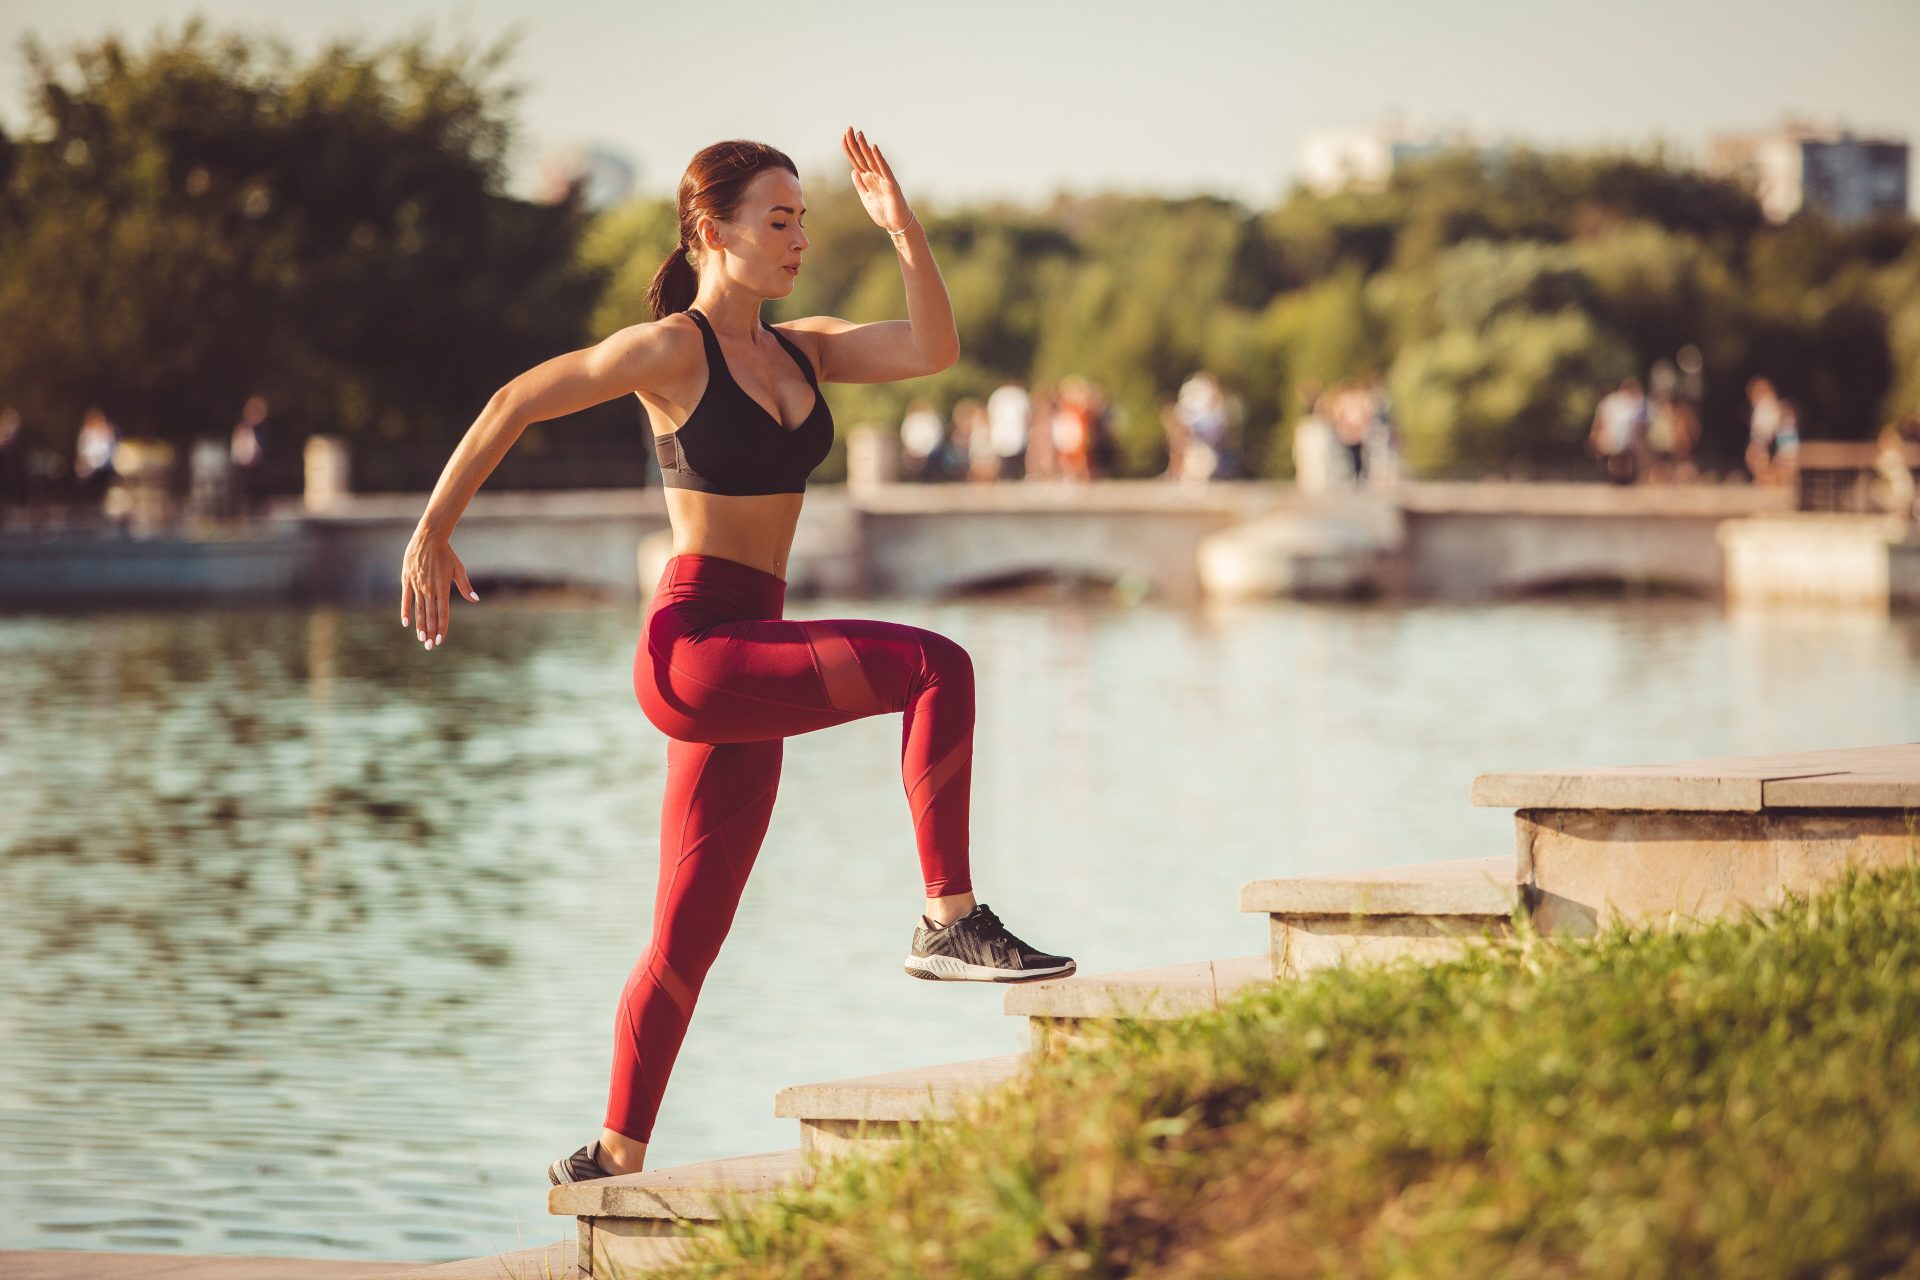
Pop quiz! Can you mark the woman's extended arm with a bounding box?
[401,322,683,650]
[783,129,960,385]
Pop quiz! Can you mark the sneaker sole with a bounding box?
[903,954,1076,983]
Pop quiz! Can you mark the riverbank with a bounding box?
[0,478,1792,608]
[646,858,1920,1279]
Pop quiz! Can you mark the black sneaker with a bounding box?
[548,1139,621,1186]
[904,902,1076,983]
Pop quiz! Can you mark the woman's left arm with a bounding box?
[788,128,960,384]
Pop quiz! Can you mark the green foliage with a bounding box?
[0,17,633,491]
[1393,309,1633,476]
[2,18,1913,487]
[641,856,1920,1280]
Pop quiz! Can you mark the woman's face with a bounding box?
[705,167,809,296]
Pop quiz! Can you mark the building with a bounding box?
[1297,113,1509,195]
[1707,120,1909,224]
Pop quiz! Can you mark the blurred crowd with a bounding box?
[1583,346,1817,489]
[895,368,1414,492]
[894,369,1257,485]
[1584,346,1711,486]
[897,375,1118,483]
[1287,375,1404,492]
[0,397,273,529]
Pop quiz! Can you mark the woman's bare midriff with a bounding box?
[658,486,803,581]
[634,317,810,583]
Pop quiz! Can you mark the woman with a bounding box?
[397,130,1075,1186]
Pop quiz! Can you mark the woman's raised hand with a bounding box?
[401,527,478,651]
[842,127,913,235]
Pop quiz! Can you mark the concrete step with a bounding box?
[773,1053,1029,1161]
[1238,856,1517,979]
[548,1147,808,1279]
[1002,954,1275,1053]
[362,1238,588,1278]
[1472,742,1920,937]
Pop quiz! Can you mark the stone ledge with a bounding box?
[1471,743,1920,812]
[547,1147,805,1221]
[362,1238,584,1278]
[1002,955,1273,1021]
[1238,856,1515,916]
[773,1054,1028,1123]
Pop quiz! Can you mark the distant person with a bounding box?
[898,397,944,481]
[1772,398,1803,490]
[1329,380,1374,482]
[1178,370,1232,481]
[1589,377,1647,485]
[1645,390,1699,485]
[1751,378,1789,487]
[1290,381,1345,493]
[951,397,997,483]
[986,380,1030,481]
[230,394,270,517]
[1675,344,1706,409]
[1052,376,1094,483]
[73,405,119,509]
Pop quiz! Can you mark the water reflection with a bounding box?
[1,590,1913,1262]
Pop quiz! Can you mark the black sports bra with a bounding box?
[652,307,835,495]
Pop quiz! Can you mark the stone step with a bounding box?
[1002,954,1275,1053]
[361,1238,589,1278]
[1471,741,1920,936]
[548,1147,808,1278]
[773,1053,1029,1161]
[1238,856,1517,979]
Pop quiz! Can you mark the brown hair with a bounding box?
[647,140,800,319]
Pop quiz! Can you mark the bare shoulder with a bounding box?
[615,310,704,369]
[768,315,852,375]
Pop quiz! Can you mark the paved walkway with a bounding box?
[0,1240,583,1280]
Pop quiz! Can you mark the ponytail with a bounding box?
[647,245,699,320]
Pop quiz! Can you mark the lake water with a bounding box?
[1,586,1911,1264]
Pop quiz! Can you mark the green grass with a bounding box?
[627,856,1920,1279]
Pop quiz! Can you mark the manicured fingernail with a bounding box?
[435,634,442,644]
[417,629,424,641]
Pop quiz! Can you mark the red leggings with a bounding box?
[606,552,976,1143]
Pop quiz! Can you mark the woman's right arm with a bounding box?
[402,320,686,650]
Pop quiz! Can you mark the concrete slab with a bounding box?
[773,1054,1028,1123]
[0,1251,413,1279]
[1002,955,1273,1021]
[1470,742,1920,812]
[1517,808,1920,936]
[546,1148,806,1221]
[361,1238,584,1278]
[1238,856,1516,915]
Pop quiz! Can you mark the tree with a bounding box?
[0,18,637,492]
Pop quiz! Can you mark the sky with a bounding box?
[2,0,1915,213]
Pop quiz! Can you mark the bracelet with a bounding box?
[886,212,917,239]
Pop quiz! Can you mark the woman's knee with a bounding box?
[919,630,974,687]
